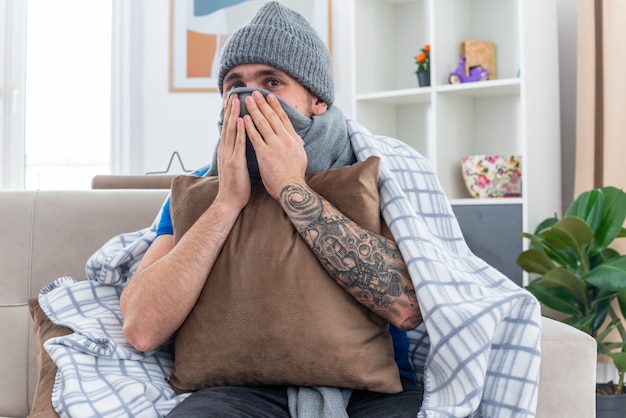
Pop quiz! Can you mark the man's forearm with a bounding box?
[278,182,422,331]
[121,201,242,351]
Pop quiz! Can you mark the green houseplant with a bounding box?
[517,186,626,397]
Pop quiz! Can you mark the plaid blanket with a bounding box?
[39,278,188,417]
[348,120,541,417]
[39,119,541,417]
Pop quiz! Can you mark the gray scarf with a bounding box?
[208,87,355,178]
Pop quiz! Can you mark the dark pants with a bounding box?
[167,378,423,418]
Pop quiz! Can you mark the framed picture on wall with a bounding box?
[169,0,332,92]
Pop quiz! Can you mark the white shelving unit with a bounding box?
[347,0,562,285]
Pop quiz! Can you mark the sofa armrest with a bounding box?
[536,316,596,417]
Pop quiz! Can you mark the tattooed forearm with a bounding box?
[280,183,422,330]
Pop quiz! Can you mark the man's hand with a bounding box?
[215,94,252,210]
[243,91,308,199]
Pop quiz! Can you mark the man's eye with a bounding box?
[267,79,281,88]
[227,82,244,92]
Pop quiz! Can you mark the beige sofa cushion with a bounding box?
[168,156,404,395]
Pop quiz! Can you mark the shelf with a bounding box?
[449,197,523,206]
[355,78,520,107]
[436,78,521,98]
[356,88,431,104]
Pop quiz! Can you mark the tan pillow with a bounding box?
[168,156,402,394]
[28,298,70,418]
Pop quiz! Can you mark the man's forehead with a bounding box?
[224,64,289,81]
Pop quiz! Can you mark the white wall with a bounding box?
[137,0,221,175]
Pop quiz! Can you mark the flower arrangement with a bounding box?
[414,44,430,74]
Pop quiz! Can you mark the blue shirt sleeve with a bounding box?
[156,197,173,236]
[389,324,415,382]
[155,167,210,237]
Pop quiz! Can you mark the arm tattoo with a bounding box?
[279,183,421,330]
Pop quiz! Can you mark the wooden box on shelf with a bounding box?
[461,40,496,80]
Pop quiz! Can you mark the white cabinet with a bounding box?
[347,0,562,285]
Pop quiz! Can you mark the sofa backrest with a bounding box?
[0,189,168,417]
[91,174,177,189]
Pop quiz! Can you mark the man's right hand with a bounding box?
[121,95,253,352]
[215,94,251,211]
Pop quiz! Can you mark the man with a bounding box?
[120,2,423,416]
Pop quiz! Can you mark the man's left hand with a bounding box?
[243,91,308,199]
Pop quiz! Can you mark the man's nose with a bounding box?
[245,82,263,89]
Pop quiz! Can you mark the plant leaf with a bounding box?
[534,215,559,234]
[596,314,622,343]
[599,342,624,352]
[585,256,626,292]
[601,248,621,261]
[540,216,593,251]
[531,216,559,249]
[540,244,579,270]
[590,298,612,335]
[536,217,593,270]
[520,232,544,247]
[618,291,626,320]
[569,314,595,334]
[568,187,626,255]
[516,249,555,274]
[607,352,626,374]
[594,187,626,251]
[526,279,583,316]
[541,267,586,302]
[567,189,604,233]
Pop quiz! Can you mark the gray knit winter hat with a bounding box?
[217,1,334,105]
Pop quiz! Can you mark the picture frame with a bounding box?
[169,0,332,92]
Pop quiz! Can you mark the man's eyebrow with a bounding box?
[224,68,287,84]
[223,72,242,84]
[255,68,284,78]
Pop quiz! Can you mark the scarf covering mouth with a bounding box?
[209,87,355,178]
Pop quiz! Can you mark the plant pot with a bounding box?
[597,391,626,417]
[417,72,430,87]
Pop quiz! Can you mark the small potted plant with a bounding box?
[414,44,430,87]
[516,186,626,415]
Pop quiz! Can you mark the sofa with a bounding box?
[0,183,598,417]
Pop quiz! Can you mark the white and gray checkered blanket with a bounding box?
[39,119,541,417]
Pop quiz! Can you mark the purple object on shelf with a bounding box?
[449,57,490,84]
